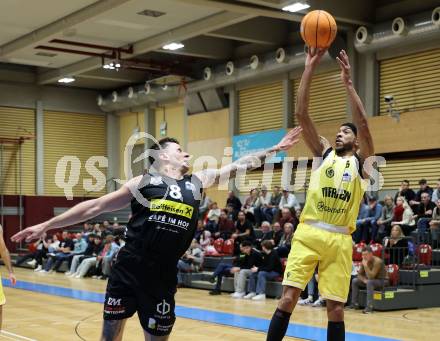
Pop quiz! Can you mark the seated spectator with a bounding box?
[394,180,416,211]
[354,200,369,243]
[66,234,101,276]
[232,211,255,254]
[391,197,415,236]
[411,179,433,207]
[215,209,235,240]
[177,239,204,287]
[47,233,60,254]
[199,191,211,220]
[429,199,440,248]
[194,219,205,242]
[255,221,273,249]
[43,231,75,273]
[350,246,389,314]
[15,234,47,269]
[199,230,212,252]
[276,223,294,258]
[271,222,283,247]
[264,186,282,223]
[206,202,221,233]
[93,223,102,236]
[242,189,260,225]
[279,208,298,231]
[279,188,300,212]
[244,240,282,300]
[384,226,408,266]
[377,195,394,240]
[356,197,382,243]
[226,191,242,220]
[256,186,271,225]
[414,192,436,233]
[82,222,93,236]
[298,272,325,307]
[432,179,440,203]
[208,240,261,297]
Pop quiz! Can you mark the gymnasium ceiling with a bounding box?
[0,0,438,91]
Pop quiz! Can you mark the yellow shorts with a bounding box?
[283,223,352,303]
[0,278,5,305]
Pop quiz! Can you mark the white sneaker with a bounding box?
[65,272,72,276]
[244,292,256,299]
[298,297,314,306]
[27,259,37,267]
[252,294,266,301]
[231,292,245,299]
[34,265,42,272]
[74,275,81,279]
[312,297,325,307]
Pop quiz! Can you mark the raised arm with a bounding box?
[336,50,374,162]
[295,48,328,157]
[11,176,142,242]
[195,127,302,188]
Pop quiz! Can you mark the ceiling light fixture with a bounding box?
[58,77,75,83]
[162,43,184,50]
[103,61,121,70]
[282,2,310,13]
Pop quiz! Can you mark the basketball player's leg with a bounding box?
[326,300,345,341]
[101,319,127,341]
[143,330,169,341]
[0,305,3,330]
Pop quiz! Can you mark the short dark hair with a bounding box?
[148,137,180,166]
[340,122,357,136]
[419,179,427,185]
[261,240,274,250]
[240,240,252,247]
[402,179,410,185]
[362,246,372,253]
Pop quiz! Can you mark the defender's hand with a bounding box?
[11,223,48,243]
[275,127,303,152]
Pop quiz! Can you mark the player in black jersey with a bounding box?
[11,129,301,341]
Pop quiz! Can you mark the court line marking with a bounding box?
[0,331,37,341]
[3,279,398,341]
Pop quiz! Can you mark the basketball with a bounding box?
[300,10,337,48]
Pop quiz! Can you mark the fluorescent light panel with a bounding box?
[58,77,75,83]
[282,2,310,12]
[162,42,184,50]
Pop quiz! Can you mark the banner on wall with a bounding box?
[232,129,287,163]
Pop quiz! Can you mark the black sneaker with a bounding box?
[362,307,373,314]
[209,290,221,295]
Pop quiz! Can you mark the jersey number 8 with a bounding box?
[169,185,182,200]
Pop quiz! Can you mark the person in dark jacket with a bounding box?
[245,240,282,300]
[226,191,242,220]
[384,225,408,266]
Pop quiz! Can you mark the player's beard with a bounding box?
[335,141,354,156]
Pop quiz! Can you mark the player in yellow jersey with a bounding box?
[267,48,374,341]
[0,224,17,330]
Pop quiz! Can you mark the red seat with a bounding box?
[370,243,383,258]
[352,261,362,275]
[417,244,432,266]
[386,264,399,286]
[213,238,224,254]
[352,242,366,261]
[221,239,234,255]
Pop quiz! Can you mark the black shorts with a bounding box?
[103,248,177,336]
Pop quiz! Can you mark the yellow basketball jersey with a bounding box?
[300,148,367,234]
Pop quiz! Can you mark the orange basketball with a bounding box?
[300,10,337,49]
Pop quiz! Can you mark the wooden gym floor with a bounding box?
[0,268,438,340]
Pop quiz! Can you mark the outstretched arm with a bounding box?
[0,225,16,285]
[195,127,302,188]
[11,176,142,242]
[336,50,374,162]
[295,48,328,157]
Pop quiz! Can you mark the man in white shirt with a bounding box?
[278,189,300,211]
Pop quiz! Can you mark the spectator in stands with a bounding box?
[414,192,436,233]
[93,223,102,236]
[215,209,235,240]
[384,225,408,266]
[265,186,282,223]
[411,179,434,206]
[15,235,46,269]
[350,246,389,314]
[244,240,282,300]
[279,188,300,212]
[298,272,325,307]
[377,195,394,240]
[255,186,270,225]
[429,199,440,248]
[271,222,283,247]
[432,179,440,203]
[279,208,298,231]
[177,239,204,287]
[194,219,205,242]
[276,222,294,258]
[226,205,235,220]
[199,230,212,252]
[226,191,242,220]
[83,222,92,236]
[232,211,255,254]
[199,191,211,220]
[206,202,221,233]
[356,197,382,243]
[394,180,416,211]
[391,197,416,236]
[65,233,89,270]
[255,221,273,249]
[66,234,100,276]
[99,223,112,238]
[42,231,75,273]
[354,200,369,243]
[243,188,260,225]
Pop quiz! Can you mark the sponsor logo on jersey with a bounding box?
[322,187,351,202]
[148,318,157,329]
[342,171,352,182]
[150,199,194,218]
[157,299,170,315]
[316,201,347,214]
[325,167,334,178]
[150,176,163,186]
[185,181,196,191]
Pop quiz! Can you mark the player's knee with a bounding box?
[278,287,300,312]
[326,302,344,321]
